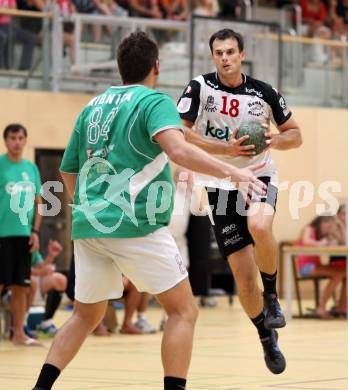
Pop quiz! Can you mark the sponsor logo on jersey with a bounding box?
[6,181,35,195]
[206,79,219,89]
[177,97,192,113]
[245,87,263,98]
[279,96,289,116]
[185,86,192,94]
[204,95,218,112]
[205,120,230,141]
[248,100,265,117]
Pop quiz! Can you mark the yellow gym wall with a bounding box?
[0,89,346,244]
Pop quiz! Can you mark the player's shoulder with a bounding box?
[192,72,218,90]
[244,75,278,101]
[140,88,175,108]
[23,158,39,170]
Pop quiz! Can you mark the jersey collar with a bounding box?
[215,72,246,94]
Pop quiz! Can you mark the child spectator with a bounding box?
[28,240,67,336]
[296,215,346,318]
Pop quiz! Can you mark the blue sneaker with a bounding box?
[24,325,38,339]
[39,323,58,337]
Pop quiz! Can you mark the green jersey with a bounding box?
[0,154,41,237]
[60,85,183,239]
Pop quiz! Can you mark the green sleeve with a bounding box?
[60,114,83,173]
[31,250,44,266]
[144,94,183,140]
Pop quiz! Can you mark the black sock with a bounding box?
[44,290,62,321]
[164,376,187,389]
[34,363,61,390]
[251,311,271,339]
[260,271,277,295]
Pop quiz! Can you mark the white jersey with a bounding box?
[177,73,292,190]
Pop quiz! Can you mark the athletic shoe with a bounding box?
[263,293,286,329]
[199,297,218,308]
[134,318,157,334]
[260,329,286,374]
[39,323,58,337]
[23,325,38,339]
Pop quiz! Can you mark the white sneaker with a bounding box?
[134,318,157,334]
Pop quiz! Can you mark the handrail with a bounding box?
[282,245,348,255]
[256,32,348,48]
[69,12,188,31]
[0,8,52,18]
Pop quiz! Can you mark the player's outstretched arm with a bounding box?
[155,128,266,195]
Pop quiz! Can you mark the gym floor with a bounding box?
[0,298,347,390]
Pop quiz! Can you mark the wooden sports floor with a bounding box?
[1,298,348,390]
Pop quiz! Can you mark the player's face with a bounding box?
[211,38,245,78]
[5,130,27,156]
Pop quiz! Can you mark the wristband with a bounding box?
[32,228,40,235]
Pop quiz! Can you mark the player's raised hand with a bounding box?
[224,128,255,157]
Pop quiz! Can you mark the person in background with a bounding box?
[328,203,347,316]
[28,240,67,337]
[193,0,218,17]
[134,293,157,333]
[336,0,348,32]
[0,27,8,68]
[128,0,163,18]
[0,123,42,346]
[296,215,346,318]
[159,0,188,20]
[0,0,37,70]
[17,0,47,41]
[217,0,242,19]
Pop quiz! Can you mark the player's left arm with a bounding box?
[60,172,77,200]
[265,116,302,151]
[60,113,82,200]
[264,87,302,151]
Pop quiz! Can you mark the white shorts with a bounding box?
[74,227,188,304]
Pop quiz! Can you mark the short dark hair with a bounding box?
[117,32,159,84]
[209,29,244,53]
[3,123,28,140]
[310,215,335,239]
